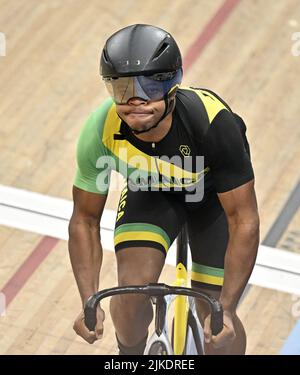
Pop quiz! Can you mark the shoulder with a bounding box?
[76,97,116,159]
[176,87,232,124]
[79,97,115,141]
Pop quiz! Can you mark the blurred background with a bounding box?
[0,0,299,355]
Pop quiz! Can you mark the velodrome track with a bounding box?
[0,0,299,354]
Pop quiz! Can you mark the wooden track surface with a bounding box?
[0,0,300,354]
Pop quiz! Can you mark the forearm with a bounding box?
[68,218,103,306]
[220,221,259,312]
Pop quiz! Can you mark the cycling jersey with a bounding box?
[74,87,253,198]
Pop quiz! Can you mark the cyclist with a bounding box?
[69,24,260,355]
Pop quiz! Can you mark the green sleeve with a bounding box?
[73,99,113,195]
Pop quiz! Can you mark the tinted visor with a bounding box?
[103,70,182,104]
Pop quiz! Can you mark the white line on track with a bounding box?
[0,184,299,295]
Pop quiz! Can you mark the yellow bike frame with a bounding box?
[173,263,189,354]
[172,224,189,355]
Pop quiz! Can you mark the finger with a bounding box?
[73,320,97,344]
[95,307,105,339]
[81,329,97,344]
[211,327,235,348]
[211,332,228,348]
[210,312,237,348]
[95,330,103,339]
[81,330,97,344]
[203,316,212,343]
[86,333,97,344]
[95,322,104,339]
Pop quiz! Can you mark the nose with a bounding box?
[127,97,147,105]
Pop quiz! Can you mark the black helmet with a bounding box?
[100,24,182,78]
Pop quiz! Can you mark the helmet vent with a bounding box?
[152,42,169,60]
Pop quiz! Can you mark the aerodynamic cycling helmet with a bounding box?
[100,24,182,133]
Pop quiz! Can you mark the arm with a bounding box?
[202,107,259,349]
[217,179,260,312]
[68,186,108,307]
[70,102,112,305]
[69,102,113,342]
[203,109,259,302]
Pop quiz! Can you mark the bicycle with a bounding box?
[84,224,223,355]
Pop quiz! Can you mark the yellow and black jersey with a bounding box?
[74,87,254,202]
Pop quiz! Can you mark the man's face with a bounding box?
[116,98,166,133]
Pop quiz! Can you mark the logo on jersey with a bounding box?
[179,145,191,157]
